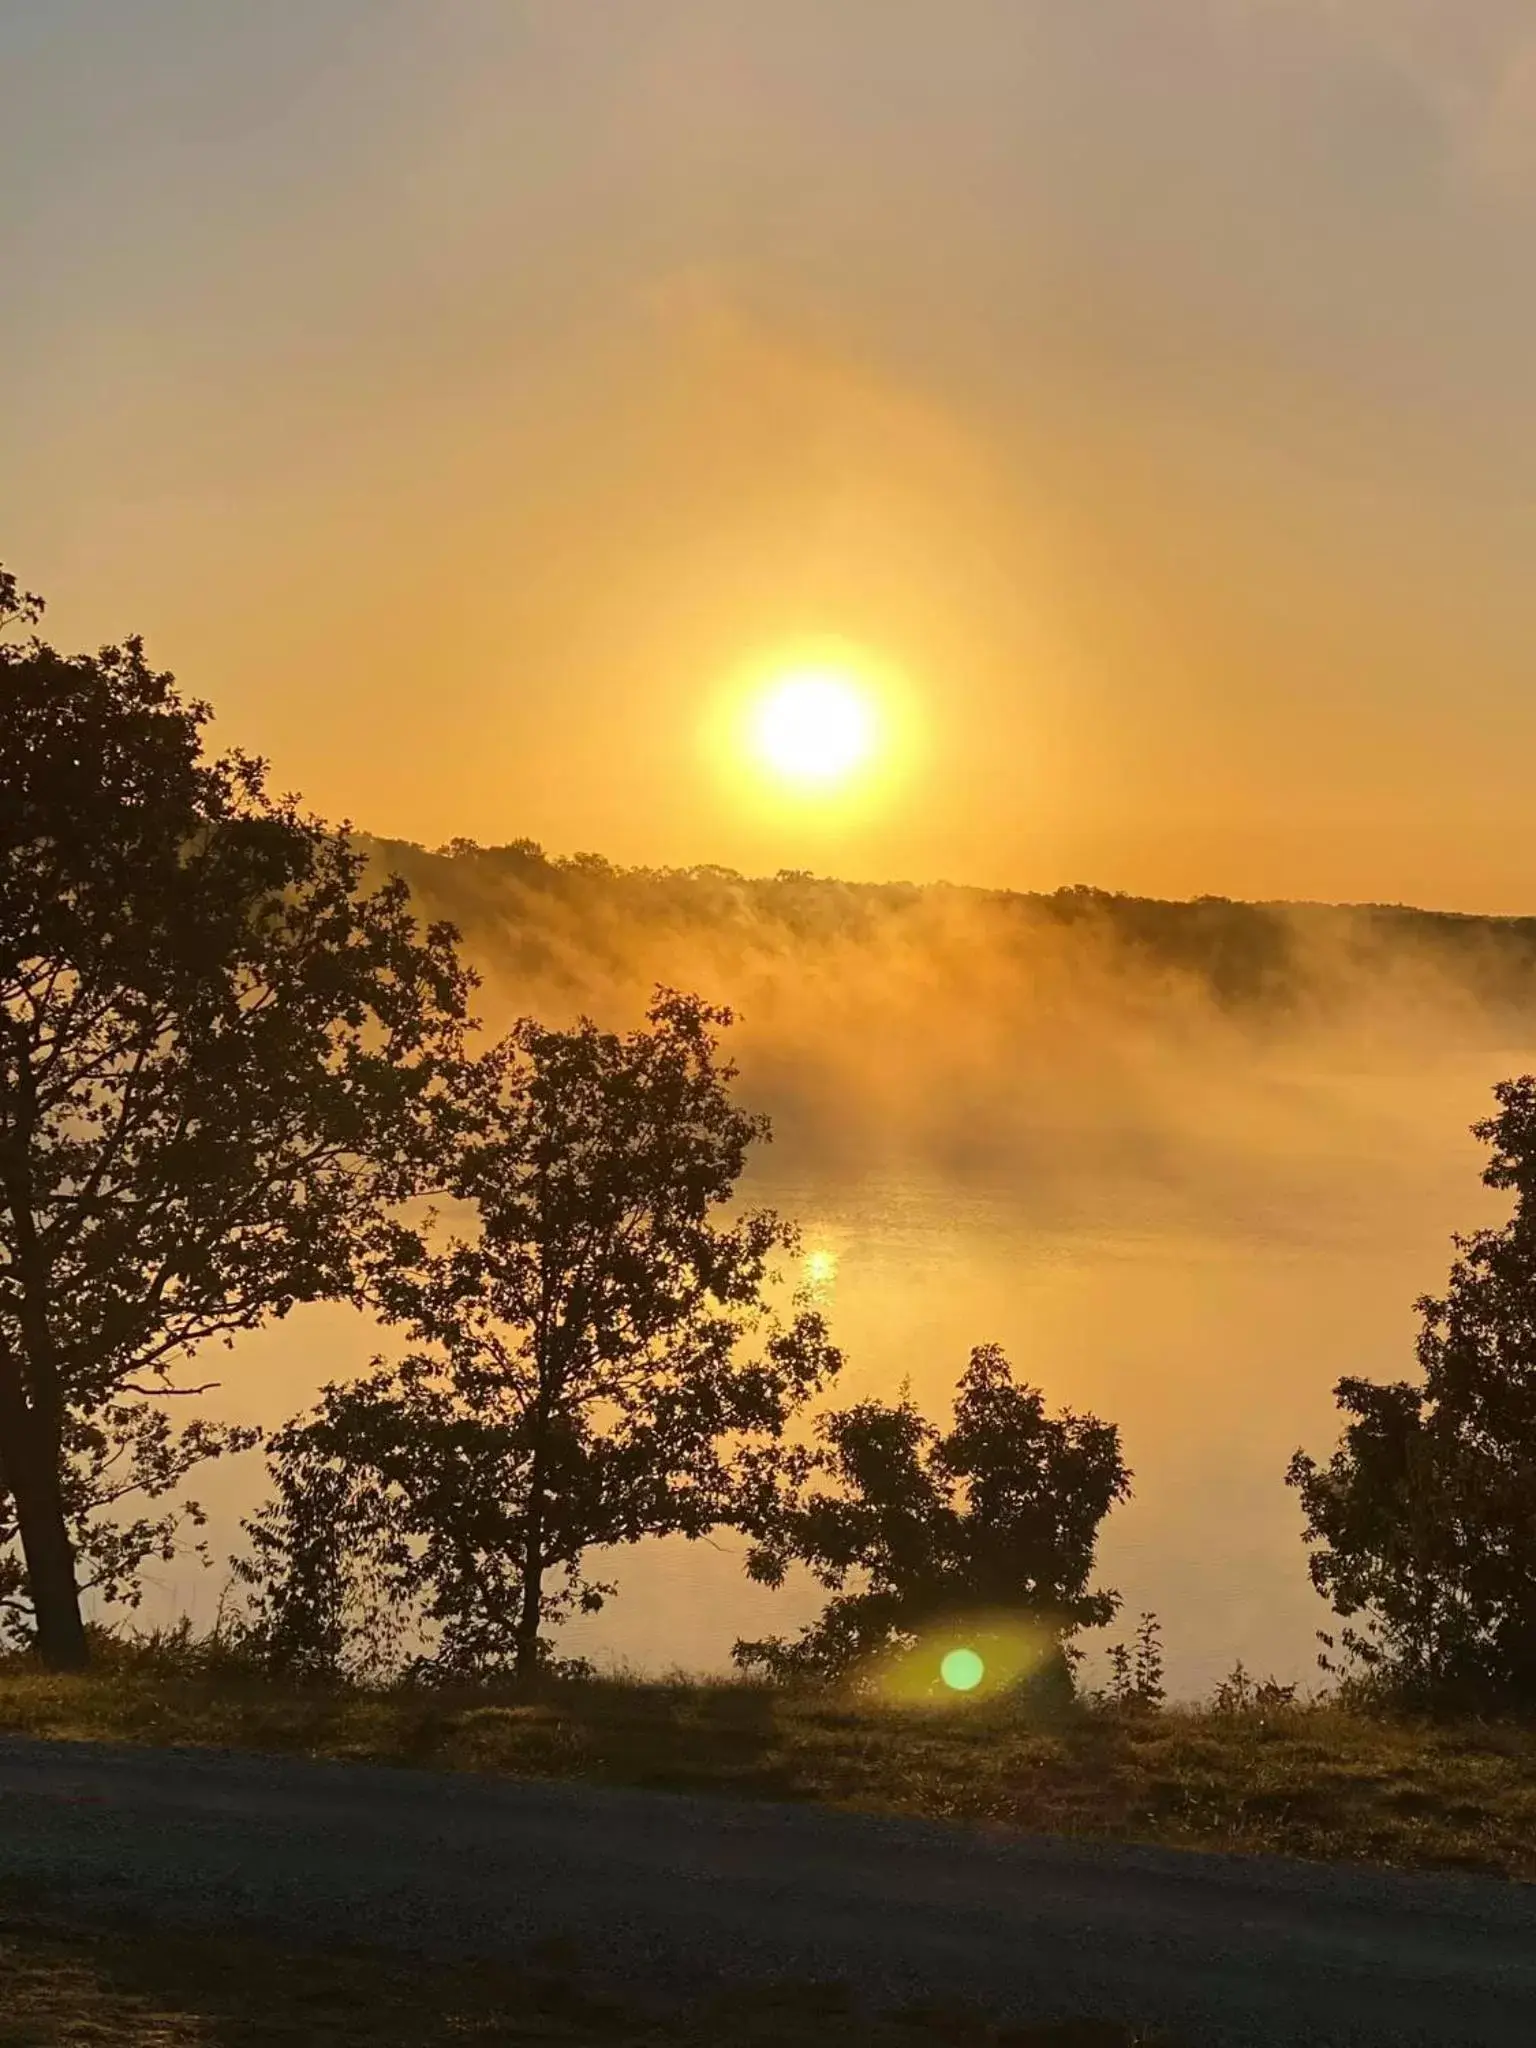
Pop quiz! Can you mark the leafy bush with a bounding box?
[734,1344,1129,1697]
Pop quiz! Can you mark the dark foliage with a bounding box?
[1208,1660,1296,1715]
[237,992,841,1681]
[733,1343,1130,1693]
[0,569,474,1664]
[1098,1612,1167,1712]
[1289,1076,1536,1708]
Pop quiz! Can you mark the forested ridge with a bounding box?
[364,834,1536,1024]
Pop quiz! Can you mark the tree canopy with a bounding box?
[733,1342,1130,1696]
[238,991,841,1680]
[0,568,474,1664]
[1290,1076,1536,1708]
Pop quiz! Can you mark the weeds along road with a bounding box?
[1,1734,1534,2046]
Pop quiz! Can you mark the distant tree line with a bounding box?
[7,564,1536,1714]
[371,834,1536,1026]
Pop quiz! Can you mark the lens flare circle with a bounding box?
[750,669,878,787]
[940,1647,986,1693]
[862,1612,1050,1709]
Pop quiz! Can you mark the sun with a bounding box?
[710,643,911,819]
[749,667,880,789]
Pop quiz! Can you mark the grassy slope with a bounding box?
[3,1662,1535,1884]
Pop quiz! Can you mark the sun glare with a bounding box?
[804,1246,839,1289]
[750,668,879,789]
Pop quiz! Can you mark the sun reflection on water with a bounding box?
[804,1246,839,1289]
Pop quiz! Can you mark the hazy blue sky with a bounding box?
[7,2,1536,905]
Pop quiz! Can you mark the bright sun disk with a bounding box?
[750,669,878,788]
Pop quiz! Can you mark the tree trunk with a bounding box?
[514,1423,549,1684]
[0,1349,88,1670]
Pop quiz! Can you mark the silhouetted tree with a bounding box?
[732,1344,1130,1693]
[0,570,473,1667]
[1289,1077,1536,1708]
[238,992,840,1681]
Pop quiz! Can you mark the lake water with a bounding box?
[161,1039,1525,1698]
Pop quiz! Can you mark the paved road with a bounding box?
[2,1736,1535,2045]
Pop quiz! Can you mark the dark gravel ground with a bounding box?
[2,1734,1534,2046]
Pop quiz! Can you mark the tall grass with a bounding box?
[4,1626,1536,1882]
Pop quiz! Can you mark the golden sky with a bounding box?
[8,1,1536,909]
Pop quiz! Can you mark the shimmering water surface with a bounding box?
[165,1042,1528,1697]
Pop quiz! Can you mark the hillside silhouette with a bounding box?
[366,837,1536,1026]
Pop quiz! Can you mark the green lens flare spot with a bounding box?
[940,1647,985,1693]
